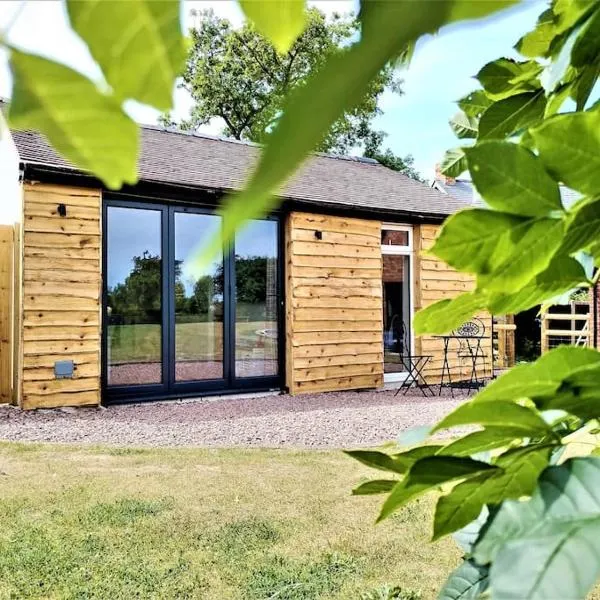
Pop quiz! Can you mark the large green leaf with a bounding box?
[514,9,556,58]
[8,50,138,189]
[413,292,486,335]
[554,0,599,35]
[239,0,307,54]
[432,400,552,436]
[345,445,442,475]
[66,0,186,110]
[430,209,528,274]
[209,0,519,258]
[561,198,600,255]
[438,560,489,600]
[476,58,542,99]
[449,111,478,138]
[481,217,564,292]
[439,147,468,177]
[352,480,396,495]
[377,456,499,522]
[488,255,588,314]
[433,445,553,540]
[475,345,600,403]
[479,91,546,139]
[571,8,600,67]
[439,428,526,457]
[458,90,492,118]
[474,457,600,600]
[466,141,562,217]
[532,110,600,197]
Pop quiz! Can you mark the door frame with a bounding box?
[381,223,414,384]
[101,195,285,404]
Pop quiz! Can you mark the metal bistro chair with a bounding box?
[454,317,489,392]
[393,320,434,397]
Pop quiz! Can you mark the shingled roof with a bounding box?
[12,125,465,218]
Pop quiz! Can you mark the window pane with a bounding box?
[235,220,278,378]
[382,229,409,246]
[382,254,410,373]
[174,212,224,381]
[107,206,162,386]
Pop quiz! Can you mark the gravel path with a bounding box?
[0,390,466,449]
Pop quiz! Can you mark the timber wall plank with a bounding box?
[0,226,13,403]
[285,212,383,394]
[415,224,493,384]
[20,183,102,409]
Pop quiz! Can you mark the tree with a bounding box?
[164,8,414,165]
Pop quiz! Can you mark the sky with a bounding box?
[0,0,545,180]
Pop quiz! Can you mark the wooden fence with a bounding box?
[0,225,13,403]
[541,301,592,353]
[492,315,516,370]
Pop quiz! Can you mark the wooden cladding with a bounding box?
[285,212,384,394]
[0,226,13,403]
[414,224,492,384]
[19,184,101,409]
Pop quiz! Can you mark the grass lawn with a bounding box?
[0,442,460,600]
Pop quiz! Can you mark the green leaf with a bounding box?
[452,506,490,553]
[430,209,528,274]
[466,141,562,217]
[458,90,492,118]
[8,50,138,189]
[239,0,307,54]
[439,428,526,457]
[554,0,598,35]
[438,560,489,600]
[479,91,546,139]
[439,147,468,177]
[572,62,600,110]
[474,457,600,600]
[561,197,600,255]
[377,456,499,522]
[432,401,552,435]
[481,217,564,293]
[344,450,411,475]
[66,0,186,110]
[352,480,396,495]
[476,58,542,99]
[475,345,600,403]
[413,292,486,335]
[571,8,600,67]
[514,9,556,58]
[433,445,553,540]
[209,0,519,261]
[488,255,588,314]
[532,111,600,198]
[449,111,478,138]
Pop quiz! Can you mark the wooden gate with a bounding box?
[541,301,592,353]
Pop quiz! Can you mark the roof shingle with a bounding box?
[12,125,467,217]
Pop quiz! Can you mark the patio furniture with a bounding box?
[393,321,434,397]
[435,318,490,396]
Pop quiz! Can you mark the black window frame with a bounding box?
[102,195,284,404]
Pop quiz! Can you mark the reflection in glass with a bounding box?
[175,212,224,381]
[382,254,410,374]
[235,220,278,377]
[107,207,162,386]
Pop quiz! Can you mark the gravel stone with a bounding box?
[0,389,467,449]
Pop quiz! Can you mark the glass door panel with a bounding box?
[106,206,163,386]
[382,254,411,374]
[174,212,224,381]
[234,219,279,378]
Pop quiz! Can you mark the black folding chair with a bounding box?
[393,321,434,397]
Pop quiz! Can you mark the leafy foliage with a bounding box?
[5,0,185,188]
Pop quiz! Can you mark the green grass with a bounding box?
[0,443,461,599]
[108,320,277,363]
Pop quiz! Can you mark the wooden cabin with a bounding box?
[0,125,492,409]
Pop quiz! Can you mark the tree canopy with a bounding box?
[163,8,420,178]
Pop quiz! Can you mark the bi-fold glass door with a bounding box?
[103,200,281,402]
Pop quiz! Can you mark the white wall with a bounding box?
[0,113,21,225]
